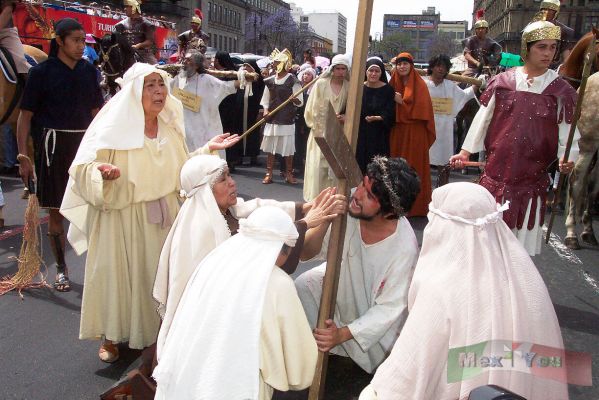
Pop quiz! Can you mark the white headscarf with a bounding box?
[153,154,230,358]
[153,206,298,400]
[368,182,567,400]
[321,53,351,80]
[61,63,186,255]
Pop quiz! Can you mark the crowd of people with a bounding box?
[0,0,585,398]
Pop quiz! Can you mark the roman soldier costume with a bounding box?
[478,21,577,231]
[462,10,502,76]
[178,8,210,57]
[115,0,157,64]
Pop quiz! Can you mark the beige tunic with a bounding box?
[303,77,349,201]
[259,267,318,399]
[74,122,190,349]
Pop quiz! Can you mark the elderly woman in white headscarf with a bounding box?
[60,63,238,363]
[153,154,346,362]
[359,182,568,400]
[154,206,317,400]
[303,53,351,201]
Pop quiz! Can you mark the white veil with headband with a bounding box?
[153,154,230,358]
[368,182,567,399]
[61,63,186,254]
[154,206,298,400]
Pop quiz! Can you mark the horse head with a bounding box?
[99,33,136,95]
[560,27,599,89]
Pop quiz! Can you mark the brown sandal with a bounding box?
[99,341,120,363]
[262,172,273,184]
[285,171,297,185]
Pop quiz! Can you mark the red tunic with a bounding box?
[478,70,576,230]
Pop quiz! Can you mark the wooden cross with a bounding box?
[308,1,374,398]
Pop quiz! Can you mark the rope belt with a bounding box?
[44,128,86,167]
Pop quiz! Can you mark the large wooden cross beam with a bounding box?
[308,1,374,398]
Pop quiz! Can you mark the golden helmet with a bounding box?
[540,0,561,12]
[521,20,561,59]
[270,48,293,73]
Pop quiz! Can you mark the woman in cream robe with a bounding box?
[60,63,237,356]
[303,54,350,201]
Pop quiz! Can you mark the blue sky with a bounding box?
[291,0,474,52]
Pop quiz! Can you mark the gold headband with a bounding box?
[521,20,561,58]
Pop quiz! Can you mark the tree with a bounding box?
[428,32,462,58]
[374,32,417,61]
[245,8,313,60]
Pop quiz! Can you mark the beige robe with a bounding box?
[259,267,318,399]
[302,77,349,201]
[74,122,205,349]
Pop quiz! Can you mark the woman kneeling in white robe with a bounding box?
[153,206,317,400]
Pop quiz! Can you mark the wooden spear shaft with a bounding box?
[415,68,483,86]
[238,75,321,140]
[156,64,259,80]
[545,39,596,243]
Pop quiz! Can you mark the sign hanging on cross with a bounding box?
[308,0,374,398]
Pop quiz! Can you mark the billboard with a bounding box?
[420,20,435,29]
[385,19,401,29]
[13,3,177,60]
[402,20,418,29]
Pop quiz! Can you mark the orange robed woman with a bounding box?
[389,52,435,216]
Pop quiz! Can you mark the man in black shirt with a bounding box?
[17,18,104,292]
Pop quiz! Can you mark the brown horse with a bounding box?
[561,28,599,249]
[0,44,47,125]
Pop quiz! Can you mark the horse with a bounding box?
[98,32,136,97]
[0,45,47,125]
[561,27,599,250]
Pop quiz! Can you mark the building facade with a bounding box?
[383,7,441,62]
[306,31,333,55]
[305,11,347,53]
[438,20,468,43]
[199,0,245,53]
[472,0,599,54]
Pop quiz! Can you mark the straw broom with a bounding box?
[0,179,48,298]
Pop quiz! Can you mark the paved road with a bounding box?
[0,165,597,400]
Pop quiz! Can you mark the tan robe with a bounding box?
[302,77,349,201]
[259,267,318,399]
[74,122,200,349]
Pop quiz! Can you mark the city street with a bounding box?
[0,164,597,400]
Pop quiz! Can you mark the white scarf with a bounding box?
[61,63,186,254]
[153,206,298,400]
[153,154,230,358]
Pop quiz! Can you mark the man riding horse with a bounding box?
[178,8,209,60]
[462,10,501,78]
[539,0,575,66]
[114,0,157,64]
[0,0,29,80]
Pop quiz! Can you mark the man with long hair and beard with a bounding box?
[295,156,421,374]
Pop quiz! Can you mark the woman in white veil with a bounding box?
[154,206,317,400]
[60,63,238,363]
[360,182,567,400]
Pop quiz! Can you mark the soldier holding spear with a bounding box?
[450,20,579,256]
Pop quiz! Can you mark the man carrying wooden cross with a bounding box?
[295,156,420,374]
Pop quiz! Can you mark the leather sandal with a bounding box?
[262,172,273,184]
[99,341,120,363]
[285,171,297,185]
